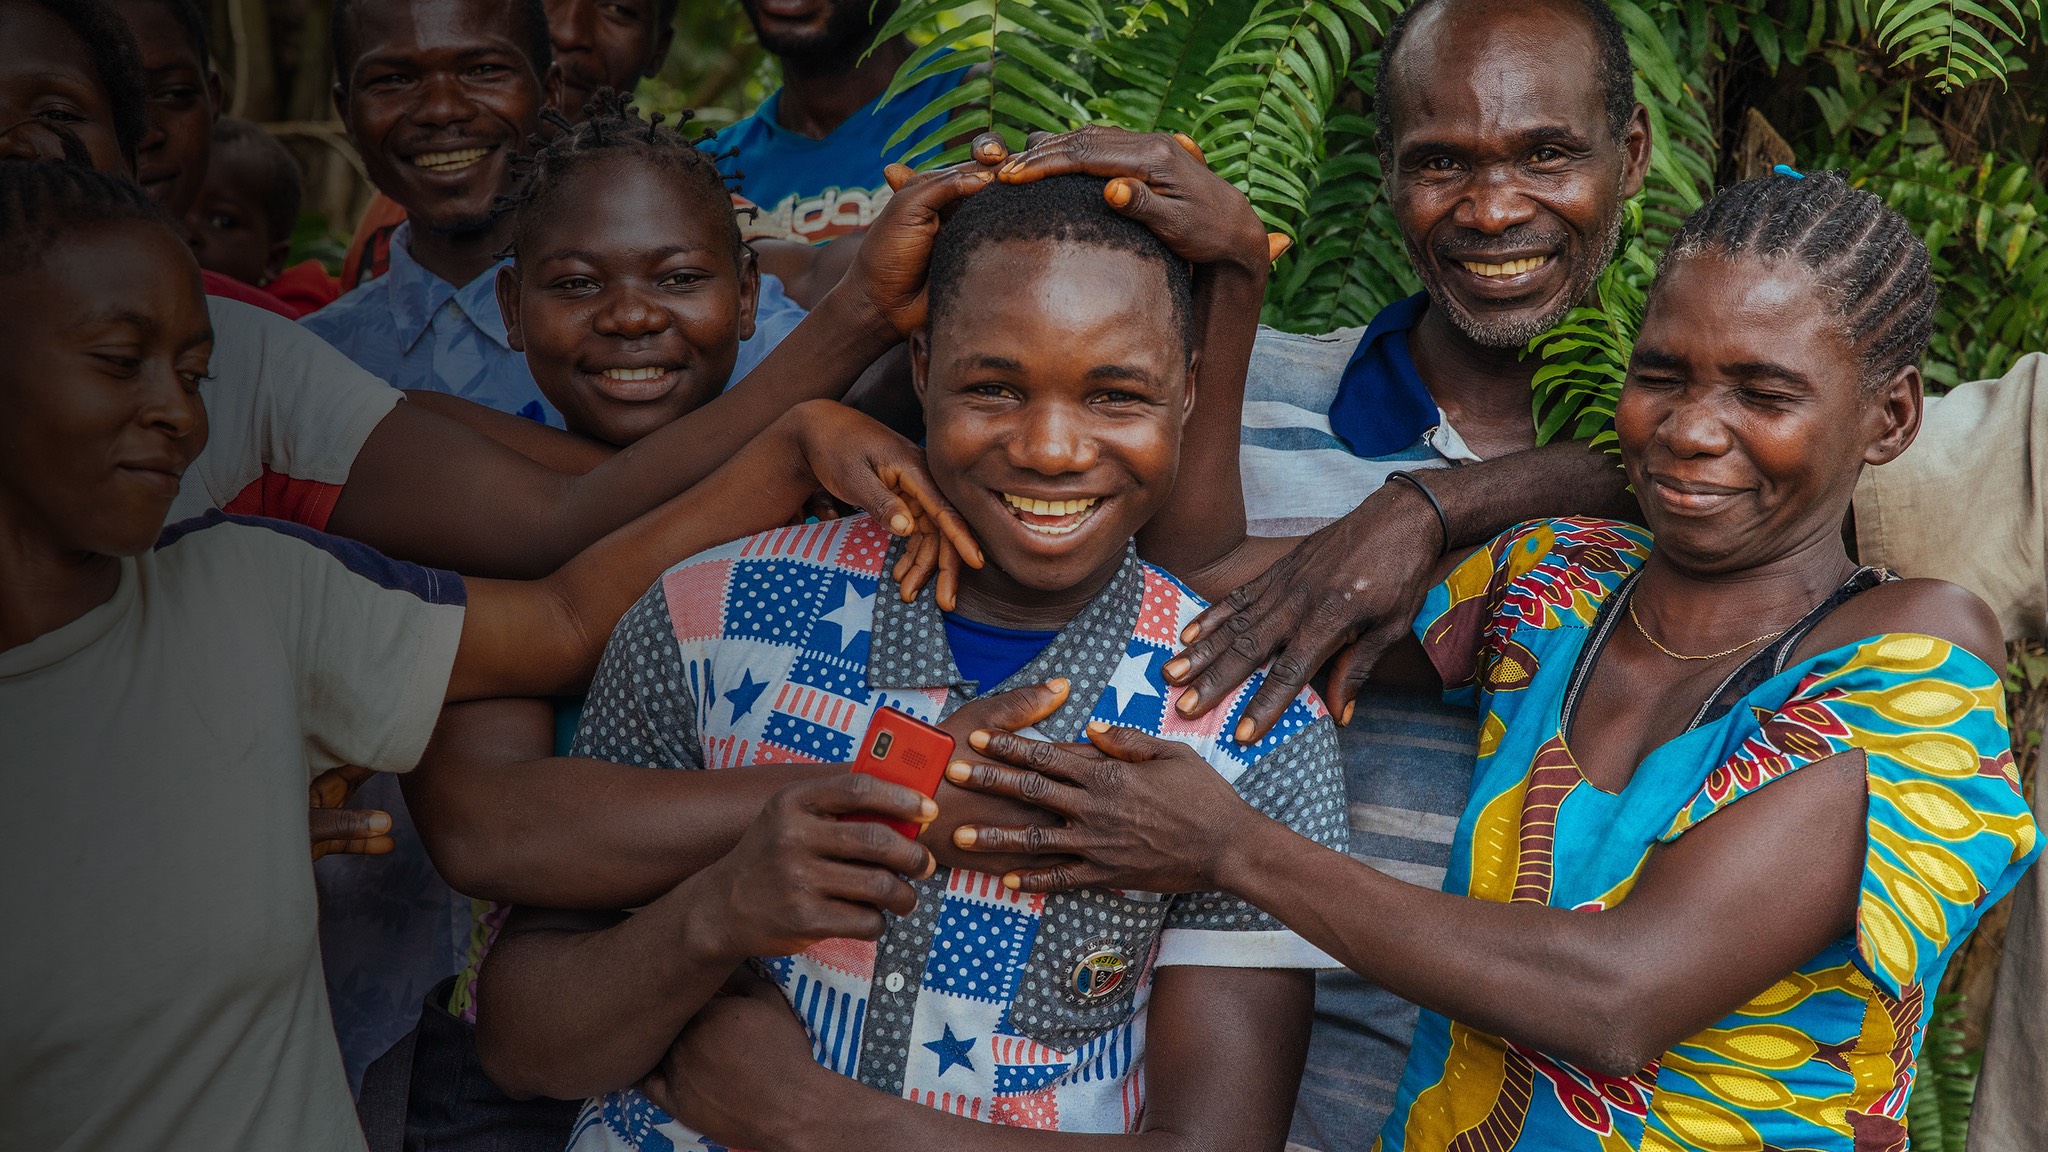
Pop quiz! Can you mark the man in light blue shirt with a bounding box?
[310,0,803,429]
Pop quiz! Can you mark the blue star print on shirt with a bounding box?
[924,1024,976,1076]
[723,670,769,723]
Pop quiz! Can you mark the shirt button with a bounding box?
[884,972,906,993]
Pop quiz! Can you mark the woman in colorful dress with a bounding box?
[944,170,2041,1152]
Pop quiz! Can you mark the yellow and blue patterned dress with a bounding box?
[1377,518,2039,1152]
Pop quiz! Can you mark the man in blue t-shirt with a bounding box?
[713,0,966,245]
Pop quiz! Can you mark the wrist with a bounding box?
[765,1067,858,1152]
[812,282,905,365]
[1209,809,1293,902]
[659,870,746,978]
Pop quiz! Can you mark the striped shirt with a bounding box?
[1241,302,1489,1152]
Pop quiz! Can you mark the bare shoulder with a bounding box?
[1798,577,2005,670]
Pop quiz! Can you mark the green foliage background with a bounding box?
[665,0,2048,449]
[660,8,2045,1138]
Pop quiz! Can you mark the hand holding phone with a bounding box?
[847,707,955,838]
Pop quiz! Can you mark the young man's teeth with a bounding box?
[1000,492,1101,535]
[412,147,490,172]
[1460,254,1552,277]
[1002,493,1099,516]
[602,366,670,381]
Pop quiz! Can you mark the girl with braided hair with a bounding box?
[940,170,2039,1152]
[493,88,771,447]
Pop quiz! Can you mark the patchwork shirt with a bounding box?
[563,515,1345,1149]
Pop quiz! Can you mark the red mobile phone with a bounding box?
[847,706,955,839]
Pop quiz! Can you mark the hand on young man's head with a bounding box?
[833,159,999,338]
[974,125,1277,274]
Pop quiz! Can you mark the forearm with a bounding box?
[406,704,835,906]
[477,893,746,1099]
[549,290,899,549]
[451,417,818,699]
[1425,438,1638,547]
[1216,817,1661,1076]
[775,1080,1183,1152]
[1135,256,1268,577]
[766,965,1303,1152]
[403,389,614,474]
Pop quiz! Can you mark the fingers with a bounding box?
[942,756,1079,813]
[1000,861,1113,894]
[935,535,961,613]
[1081,720,1186,763]
[970,131,1010,166]
[887,461,983,571]
[883,162,917,192]
[1170,606,1281,721]
[1268,233,1293,262]
[798,772,939,829]
[1171,131,1204,161]
[808,859,924,920]
[966,729,1107,788]
[950,821,1076,857]
[309,763,375,808]
[1103,176,1152,216]
[310,806,393,859]
[1323,625,1404,725]
[313,834,397,859]
[960,677,1071,733]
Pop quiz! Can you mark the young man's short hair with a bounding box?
[926,174,1196,355]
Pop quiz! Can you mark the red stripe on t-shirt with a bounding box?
[224,467,346,531]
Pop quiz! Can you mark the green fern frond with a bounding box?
[1868,0,2038,90]
[877,0,1110,165]
[1192,0,1384,236]
[1086,0,1253,134]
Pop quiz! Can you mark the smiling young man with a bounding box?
[308,0,804,426]
[472,174,1344,1152]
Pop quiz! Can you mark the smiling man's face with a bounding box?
[1384,0,1647,348]
[335,0,545,236]
[915,239,1194,603]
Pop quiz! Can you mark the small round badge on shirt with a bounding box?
[1069,945,1131,1001]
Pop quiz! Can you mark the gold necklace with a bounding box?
[1627,598,1788,661]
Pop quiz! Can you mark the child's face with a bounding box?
[0,0,128,173]
[183,140,287,287]
[915,239,1194,597]
[112,0,220,218]
[499,153,757,447]
[0,220,212,559]
[336,0,551,236]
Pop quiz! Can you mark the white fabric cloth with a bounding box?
[0,514,464,1152]
[1854,353,2048,641]
[169,297,401,526]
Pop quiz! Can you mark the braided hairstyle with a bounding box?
[497,88,746,270]
[1658,171,1936,391]
[0,158,172,266]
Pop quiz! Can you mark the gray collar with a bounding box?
[867,536,1146,742]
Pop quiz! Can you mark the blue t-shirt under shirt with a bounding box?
[941,612,1059,693]
[710,64,968,245]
